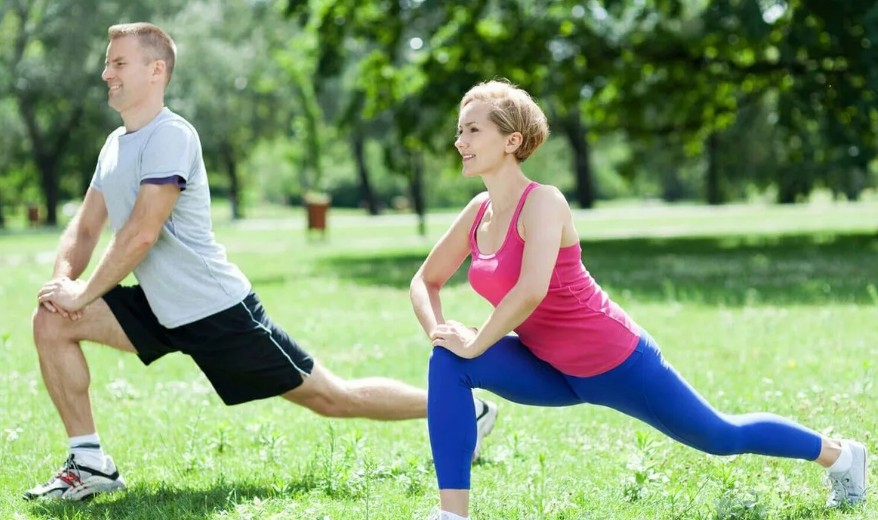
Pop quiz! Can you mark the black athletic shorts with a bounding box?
[102,285,314,405]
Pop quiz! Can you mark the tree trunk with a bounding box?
[353,132,379,215]
[17,94,83,226]
[705,131,722,205]
[221,141,242,220]
[409,150,426,236]
[560,111,595,209]
[776,166,808,204]
[36,152,59,225]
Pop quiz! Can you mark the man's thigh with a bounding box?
[34,299,137,353]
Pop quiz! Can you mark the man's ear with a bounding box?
[505,132,523,155]
[151,60,167,83]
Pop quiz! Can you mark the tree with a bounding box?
[167,0,295,219]
[0,0,186,225]
[602,0,878,203]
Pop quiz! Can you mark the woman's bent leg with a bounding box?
[427,337,581,490]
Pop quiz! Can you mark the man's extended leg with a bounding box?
[282,362,498,460]
[282,361,427,419]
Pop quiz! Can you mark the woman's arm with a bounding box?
[410,193,488,339]
[434,186,572,358]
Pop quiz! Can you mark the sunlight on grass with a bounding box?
[0,201,875,519]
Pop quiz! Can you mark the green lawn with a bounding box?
[0,200,876,519]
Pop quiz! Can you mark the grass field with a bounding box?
[1,200,876,519]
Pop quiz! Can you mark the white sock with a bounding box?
[439,512,469,520]
[69,433,106,468]
[828,441,852,474]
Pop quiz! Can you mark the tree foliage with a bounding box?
[0,1,876,228]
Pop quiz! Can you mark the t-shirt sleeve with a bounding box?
[89,132,118,193]
[139,121,198,184]
[89,168,103,192]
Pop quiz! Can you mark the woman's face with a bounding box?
[455,101,511,177]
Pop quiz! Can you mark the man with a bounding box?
[26,22,497,501]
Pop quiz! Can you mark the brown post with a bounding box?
[305,194,330,239]
[27,204,40,226]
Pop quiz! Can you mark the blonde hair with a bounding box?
[460,80,549,162]
[108,22,177,85]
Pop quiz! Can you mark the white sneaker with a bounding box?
[425,508,469,520]
[23,454,127,501]
[827,440,868,507]
[472,398,498,462]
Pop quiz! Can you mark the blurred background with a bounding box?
[1,0,876,231]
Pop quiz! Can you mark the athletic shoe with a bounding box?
[23,454,127,501]
[425,508,466,520]
[472,398,498,462]
[826,440,868,507]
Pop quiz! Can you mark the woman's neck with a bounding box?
[481,168,531,213]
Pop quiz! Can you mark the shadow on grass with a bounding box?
[27,480,315,520]
[315,232,878,306]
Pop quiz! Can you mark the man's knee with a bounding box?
[307,394,354,418]
[284,369,357,418]
[32,305,69,349]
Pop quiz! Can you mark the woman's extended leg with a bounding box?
[567,333,824,459]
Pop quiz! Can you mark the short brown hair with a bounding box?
[460,80,549,162]
[108,22,177,85]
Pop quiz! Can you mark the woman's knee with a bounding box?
[428,346,468,381]
[678,418,743,456]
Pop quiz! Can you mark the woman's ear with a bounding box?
[505,132,523,155]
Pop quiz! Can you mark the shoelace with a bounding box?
[51,455,83,488]
[828,474,850,501]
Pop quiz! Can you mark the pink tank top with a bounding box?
[467,182,640,377]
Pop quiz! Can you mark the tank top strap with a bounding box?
[469,195,493,250]
[497,181,540,247]
[508,182,540,234]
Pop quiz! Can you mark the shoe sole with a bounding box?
[472,404,498,462]
[62,478,127,501]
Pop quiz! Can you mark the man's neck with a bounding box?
[121,100,165,133]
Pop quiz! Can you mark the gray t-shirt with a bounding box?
[90,108,251,327]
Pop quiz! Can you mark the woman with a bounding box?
[409,80,867,520]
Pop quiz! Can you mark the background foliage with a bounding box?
[0,0,876,227]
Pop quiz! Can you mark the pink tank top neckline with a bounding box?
[472,182,539,258]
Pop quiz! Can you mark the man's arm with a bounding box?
[53,188,109,280]
[39,183,181,312]
[81,183,181,304]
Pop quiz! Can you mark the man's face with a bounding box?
[101,36,156,114]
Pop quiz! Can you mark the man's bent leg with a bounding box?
[281,362,427,420]
[32,300,136,437]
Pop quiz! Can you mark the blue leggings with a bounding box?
[427,333,823,489]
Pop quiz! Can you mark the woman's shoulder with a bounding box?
[464,191,491,212]
[472,190,490,204]
[527,184,570,212]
